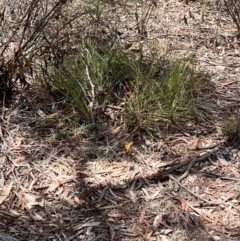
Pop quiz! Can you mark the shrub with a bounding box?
[0,0,70,104]
[224,0,240,35]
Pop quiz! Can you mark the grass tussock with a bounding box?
[223,113,240,144]
[48,42,206,133]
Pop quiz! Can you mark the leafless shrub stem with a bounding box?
[0,0,70,103]
[224,0,240,34]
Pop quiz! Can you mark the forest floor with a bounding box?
[1,0,240,240]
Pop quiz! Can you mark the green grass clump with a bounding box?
[223,113,240,144]
[48,44,109,120]
[122,56,204,131]
[48,42,206,133]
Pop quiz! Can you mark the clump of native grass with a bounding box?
[123,56,204,132]
[48,41,206,133]
[222,113,240,144]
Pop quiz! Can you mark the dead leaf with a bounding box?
[215,124,222,135]
[159,235,170,241]
[107,213,123,218]
[218,156,228,166]
[145,139,152,146]
[111,125,122,134]
[22,193,41,210]
[45,111,62,119]
[146,231,153,239]
[189,206,213,222]
[57,175,78,184]
[63,196,76,206]
[10,209,21,217]
[139,209,145,224]
[17,190,24,209]
[125,141,133,150]
[74,195,82,205]
[0,172,4,190]
[182,201,188,212]
[46,179,60,192]
[189,137,199,149]
[0,182,13,204]
[23,193,35,203]
[14,155,26,162]
[30,211,45,221]
[160,229,173,235]
[153,214,163,229]
[125,189,137,203]
[6,115,11,123]
[181,215,190,225]
[178,198,188,211]
[46,175,78,192]
[216,65,225,71]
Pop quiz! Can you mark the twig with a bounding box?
[186,203,218,241]
[81,35,95,122]
[96,184,110,207]
[199,171,240,182]
[106,220,115,241]
[177,149,218,183]
[169,175,223,205]
[132,147,149,166]
[106,137,118,156]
